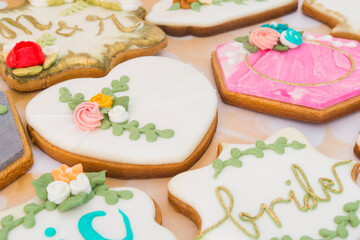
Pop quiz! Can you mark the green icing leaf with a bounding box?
[243,42,259,53]
[291,141,306,150]
[101,87,113,96]
[298,31,304,36]
[145,130,158,142]
[191,2,201,11]
[86,171,106,188]
[129,127,140,140]
[100,117,111,130]
[155,129,175,138]
[73,93,84,100]
[31,173,53,200]
[59,94,73,103]
[349,211,360,227]
[168,2,181,10]
[112,123,124,136]
[281,236,292,240]
[1,215,14,228]
[212,159,224,178]
[104,191,119,205]
[94,184,109,194]
[139,123,156,132]
[45,201,57,211]
[58,192,88,212]
[112,77,129,92]
[273,44,289,52]
[58,1,89,17]
[344,200,360,212]
[0,105,8,115]
[23,213,35,228]
[117,190,133,199]
[113,96,129,111]
[212,0,222,5]
[123,120,139,129]
[100,107,110,114]
[59,87,70,95]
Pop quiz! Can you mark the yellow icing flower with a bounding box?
[90,93,113,108]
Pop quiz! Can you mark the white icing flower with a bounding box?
[119,0,141,11]
[47,181,71,204]
[42,45,59,56]
[28,0,74,7]
[199,0,212,4]
[69,173,91,195]
[2,43,15,53]
[108,105,129,123]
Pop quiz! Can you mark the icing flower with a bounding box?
[51,164,83,183]
[42,45,59,56]
[119,0,142,11]
[173,0,198,9]
[280,28,303,49]
[74,102,104,131]
[46,181,71,204]
[6,41,45,68]
[69,173,91,195]
[108,105,129,123]
[90,93,113,108]
[249,27,280,51]
[261,22,289,34]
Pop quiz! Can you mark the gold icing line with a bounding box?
[244,40,355,87]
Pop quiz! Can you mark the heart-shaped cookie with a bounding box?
[26,56,218,178]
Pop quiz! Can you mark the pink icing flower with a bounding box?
[249,27,280,51]
[74,102,103,131]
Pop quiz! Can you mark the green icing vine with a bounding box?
[59,75,175,142]
[212,137,306,178]
[0,170,133,240]
[58,1,90,17]
[272,200,360,240]
[36,33,57,48]
[169,0,267,12]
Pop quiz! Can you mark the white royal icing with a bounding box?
[0,187,176,239]
[28,0,75,7]
[26,56,218,165]
[146,0,295,27]
[169,128,360,239]
[306,0,360,33]
[119,0,142,11]
[47,181,71,204]
[304,34,357,48]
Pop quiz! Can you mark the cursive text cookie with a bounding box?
[26,56,218,179]
[169,128,360,239]
[0,1,167,91]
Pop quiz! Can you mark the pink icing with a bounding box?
[249,27,280,51]
[74,102,103,131]
[216,34,360,109]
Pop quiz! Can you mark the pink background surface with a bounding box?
[0,0,360,239]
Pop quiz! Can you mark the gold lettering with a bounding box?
[56,21,83,37]
[86,14,140,36]
[197,160,351,239]
[0,15,52,39]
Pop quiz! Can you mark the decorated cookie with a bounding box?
[212,23,360,122]
[302,0,360,42]
[26,56,218,179]
[0,164,176,239]
[0,91,33,190]
[168,128,360,240]
[0,0,167,91]
[145,0,298,37]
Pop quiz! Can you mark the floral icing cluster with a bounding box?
[59,75,175,142]
[3,34,58,77]
[0,164,133,240]
[234,22,304,53]
[169,0,245,11]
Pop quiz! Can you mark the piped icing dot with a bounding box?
[0,105,8,114]
[45,227,56,237]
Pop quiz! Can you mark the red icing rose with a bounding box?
[6,41,45,68]
[249,27,280,51]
